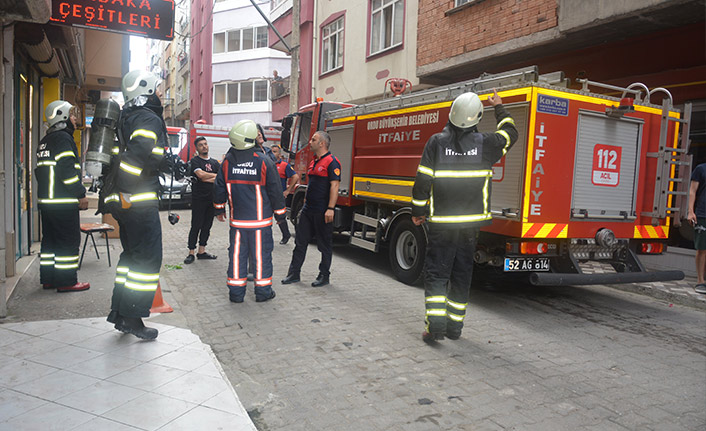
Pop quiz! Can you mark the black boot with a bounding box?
[311,273,329,287]
[281,273,300,284]
[115,317,158,340]
[106,310,120,324]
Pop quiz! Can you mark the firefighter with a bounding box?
[411,89,518,343]
[36,100,90,292]
[214,120,287,303]
[104,70,168,340]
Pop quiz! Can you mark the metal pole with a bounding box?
[249,0,291,53]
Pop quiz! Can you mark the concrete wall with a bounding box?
[315,0,420,104]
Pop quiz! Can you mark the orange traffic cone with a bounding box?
[150,281,173,313]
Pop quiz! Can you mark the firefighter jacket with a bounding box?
[214,147,287,229]
[104,106,168,208]
[36,126,85,210]
[411,104,519,228]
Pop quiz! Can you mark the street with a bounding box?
[6,210,706,430]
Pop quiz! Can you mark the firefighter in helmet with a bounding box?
[214,120,287,303]
[105,70,168,340]
[36,100,91,292]
[411,89,519,343]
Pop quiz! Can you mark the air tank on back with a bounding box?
[85,98,121,178]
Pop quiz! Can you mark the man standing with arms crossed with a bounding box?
[411,90,518,343]
[184,136,220,263]
[271,144,300,244]
[281,131,341,287]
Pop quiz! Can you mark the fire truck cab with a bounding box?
[281,66,691,286]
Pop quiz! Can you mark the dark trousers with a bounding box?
[111,206,162,318]
[188,198,215,250]
[39,208,80,287]
[423,225,478,335]
[277,217,291,240]
[288,209,333,277]
[228,226,274,301]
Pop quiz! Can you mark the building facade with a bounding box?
[268,0,424,121]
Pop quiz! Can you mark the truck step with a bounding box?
[353,213,379,228]
[350,236,378,252]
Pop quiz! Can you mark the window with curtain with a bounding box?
[321,16,344,74]
[370,0,404,55]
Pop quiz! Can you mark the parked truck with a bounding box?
[281,66,691,286]
[178,121,281,163]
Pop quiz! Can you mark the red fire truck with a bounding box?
[177,121,281,162]
[281,66,691,286]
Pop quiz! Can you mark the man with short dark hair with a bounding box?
[184,136,220,264]
[687,162,706,294]
[271,144,300,244]
[282,131,341,287]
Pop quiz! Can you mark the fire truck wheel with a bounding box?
[388,219,426,285]
[290,195,304,230]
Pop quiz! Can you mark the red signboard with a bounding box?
[50,0,174,41]
[592,144,621,187]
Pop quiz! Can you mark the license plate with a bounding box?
[162,193,180,200]
[504,257,550,272]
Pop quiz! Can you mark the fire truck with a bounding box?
[281,66,691,286]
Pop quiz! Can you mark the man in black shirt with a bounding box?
[281,131,341,287]
[184,136,220,264]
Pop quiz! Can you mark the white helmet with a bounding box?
[229,120,258,150]
[45,100,73,128]
[449,92,483,128]
[121,70,159,104]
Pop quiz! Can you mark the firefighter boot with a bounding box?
[422,331,445,343]
[311,273,329,287]
[281,272,300,284]
[106,310,120,324]
[57,282,91,293]
[115,317,158,340]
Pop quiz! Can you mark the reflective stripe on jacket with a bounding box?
[411,104,519,228]
[35,128,85,209]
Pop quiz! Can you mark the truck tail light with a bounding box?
[639,242,664,254]
[520,241,547,255]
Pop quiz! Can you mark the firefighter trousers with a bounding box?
[110,205,162,318]
[288,209,333,277]
[39,208,80,287]
[423,225,478,335]
[188,198,215,250]
[228,226,274,302]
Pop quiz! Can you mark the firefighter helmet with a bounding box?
[449,92,483,128]
[229,120,258,150]
[121,70,159,103]
[45,100,73,128]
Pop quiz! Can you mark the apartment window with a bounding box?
[455,0,473,5]
[214,27,268,53]
[271,0,286,8]
[227,30,241,52]
[214,80,269,104]
[255,27,268,48]
[227,83,239,104]
[213,33,226,53]
[214,84,226,104]
[321,16,344,74]
[370,0,404,55]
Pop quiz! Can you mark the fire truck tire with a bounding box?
[290,195,304,230]
[388,219,426,285]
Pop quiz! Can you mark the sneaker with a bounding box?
[196,252,217,260]
[422,331,445,343]
[695,283,706,294]
[184,254,195,264]
[57,282,90,292]
[256,291,276,303]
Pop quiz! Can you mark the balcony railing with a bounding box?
[270,76,289,101]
